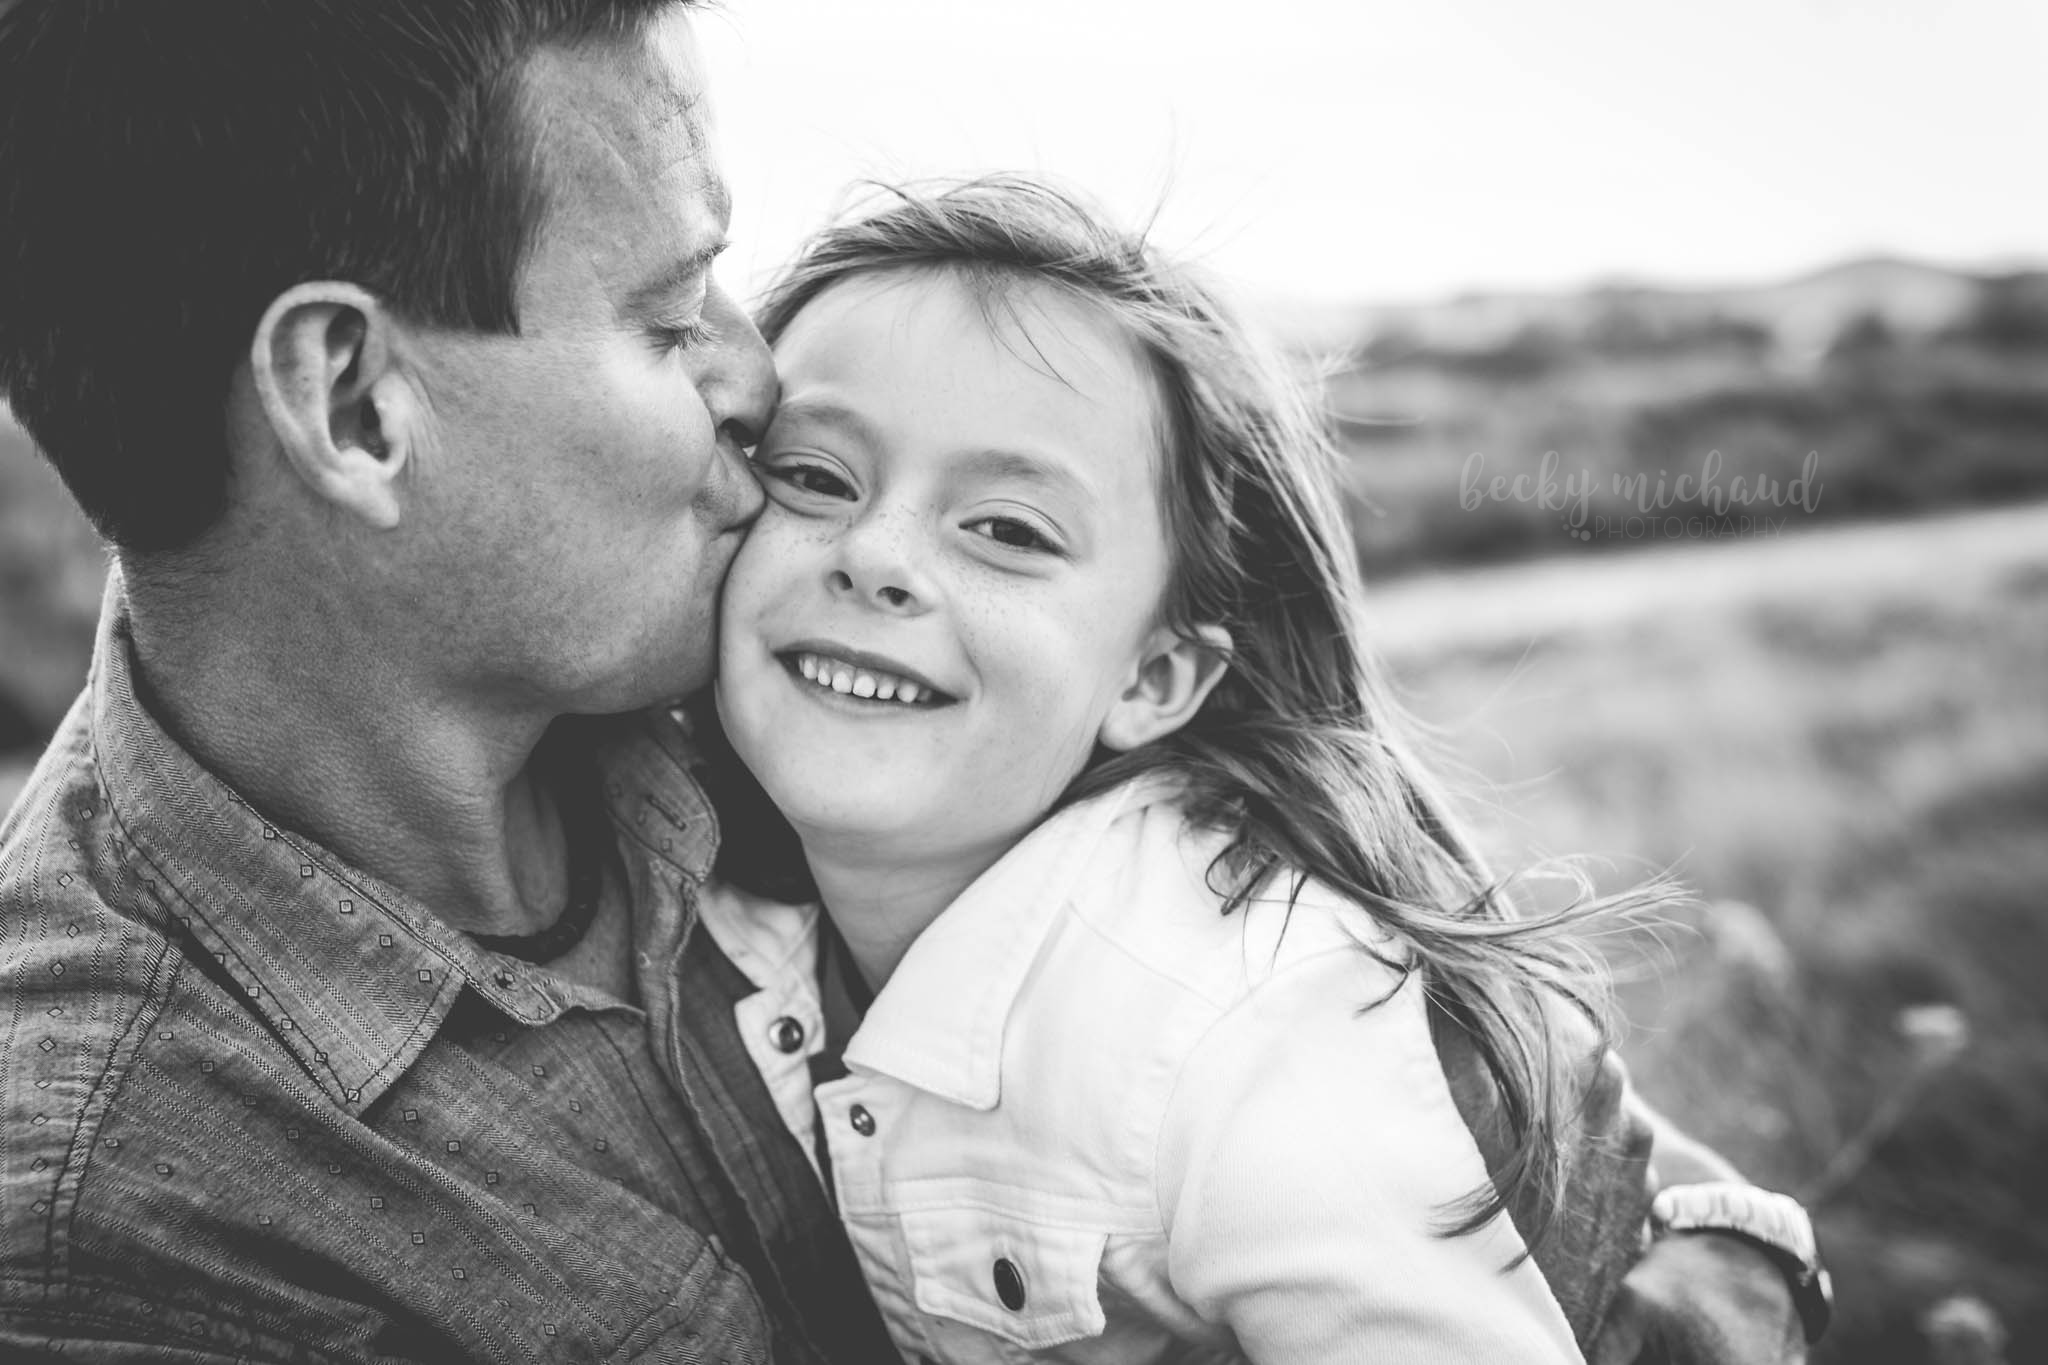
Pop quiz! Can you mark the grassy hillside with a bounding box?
[1324,262,2048,578]
[1372,504,2048,1363]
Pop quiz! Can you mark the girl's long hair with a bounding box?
[721,176,1681,1253]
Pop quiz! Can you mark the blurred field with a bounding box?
[0,414,103,749]
[1371,503,2048,1364]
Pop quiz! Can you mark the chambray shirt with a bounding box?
[697,781,1588,1365]
[0,589,895,1362]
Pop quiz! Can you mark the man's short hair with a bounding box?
[0,0,683,553]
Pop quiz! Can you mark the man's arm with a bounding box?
[1430,1002,1811,1364]
[1589,1096,1810,1365]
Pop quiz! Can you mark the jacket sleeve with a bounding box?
[1155,951,1585,1365]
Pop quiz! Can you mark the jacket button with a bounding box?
[769,1016,805,1053]
[848,1104,876,1137]
[993,1257,1026,1311]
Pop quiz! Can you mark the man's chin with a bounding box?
[559,644,714,718]
[632,597,719,704]
[644,650,717,709]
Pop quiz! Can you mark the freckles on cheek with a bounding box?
[724,516,818,617]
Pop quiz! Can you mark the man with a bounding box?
[0,1,1823,1360]
[2,2,891,1359]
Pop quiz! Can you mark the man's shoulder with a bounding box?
[2,712,253,1293]
[2,700,180,998]
[1,756,367,1350]
[1,707,177,1011]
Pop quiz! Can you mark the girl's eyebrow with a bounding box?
[772,399,1093,503]
[771,396,884,452]
[952,448,1092,505]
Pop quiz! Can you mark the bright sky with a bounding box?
[695,0,2048,308]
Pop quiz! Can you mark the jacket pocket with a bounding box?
[900,1204,1110,1354]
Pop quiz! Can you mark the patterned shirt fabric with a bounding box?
[0,587,896,1363]
[696,780,1587,1365]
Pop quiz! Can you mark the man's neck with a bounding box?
[123,570,577,946]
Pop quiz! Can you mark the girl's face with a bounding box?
[717,270,1181,872]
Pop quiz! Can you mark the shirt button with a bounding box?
[848,1104,876,1137]
[993,1257,1027,1311]
[769,1016,805,1054]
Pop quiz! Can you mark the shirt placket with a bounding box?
[814,1070,931,1363]
[731,966,828,1177]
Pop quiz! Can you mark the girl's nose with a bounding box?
[829,516,931,613]
[828,570,914,609]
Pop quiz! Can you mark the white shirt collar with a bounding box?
[841,777,1173,1110]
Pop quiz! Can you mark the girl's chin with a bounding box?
[779,794,930,848]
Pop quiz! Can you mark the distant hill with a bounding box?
[1278,256,2040,359]
[1718,257,1989,353]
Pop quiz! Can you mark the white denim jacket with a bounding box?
[696,780,1584,1365]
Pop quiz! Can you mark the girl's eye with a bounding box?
[967,515,1059,554]
[763,461,856,500]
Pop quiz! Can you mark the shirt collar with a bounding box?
[89,571,720,1112]
[841,778,1169,1110]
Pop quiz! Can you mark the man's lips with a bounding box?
[774,640,957,707]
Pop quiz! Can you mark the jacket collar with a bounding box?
[90,571,719,1112]
[841,778,1168,1110]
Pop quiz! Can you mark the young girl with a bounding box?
[696,177,1663,1364]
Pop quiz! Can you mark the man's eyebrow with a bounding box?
[621,236,729,315]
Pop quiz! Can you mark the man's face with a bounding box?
[395,10,772,713]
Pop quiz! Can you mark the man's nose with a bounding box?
[703,285,775,525]
[707,286,777,444]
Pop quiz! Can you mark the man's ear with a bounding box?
[1098,623,1233,753]
[249,282,415,530]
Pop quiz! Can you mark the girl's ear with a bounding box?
[1099,623,1233,753]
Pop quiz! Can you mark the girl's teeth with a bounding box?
[792,652,934,706]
